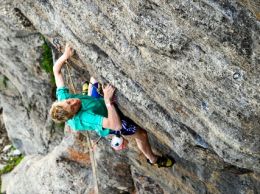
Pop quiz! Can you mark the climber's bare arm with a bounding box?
[102,84,122,130]
[53,44,73,88]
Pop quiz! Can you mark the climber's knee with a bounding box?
[134,127,148,141]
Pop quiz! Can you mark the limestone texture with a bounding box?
[0,0,259,194]
[2,133,94,194]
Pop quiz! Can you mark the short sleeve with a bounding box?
[56,87,73,101]
[67,111,110,137]
[81,112,103,131]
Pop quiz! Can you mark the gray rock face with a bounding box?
[0,0,260,194]
[3,133,94,194]
[86,132,135,194]
[0,1,63,155]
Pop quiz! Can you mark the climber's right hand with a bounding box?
[63,43,74,59]
[102,84,115,103]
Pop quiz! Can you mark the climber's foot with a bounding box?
[147,155,175,168]
[82,81,89,95]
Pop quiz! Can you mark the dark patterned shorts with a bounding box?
[109,115,137,136]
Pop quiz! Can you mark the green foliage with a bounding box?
[55,122,65,129]
[2,76,8,88]
[0,75,8,90]
[40,37,55,84]
[0,156,23,174]
[0,155,24,191]
[10,145,16,151]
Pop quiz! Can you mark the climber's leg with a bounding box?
[131,127,158,163]
[85,77,102,98]
[88,77,98,96]
[108,104,175,167]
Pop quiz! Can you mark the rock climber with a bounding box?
[49,43,175,168]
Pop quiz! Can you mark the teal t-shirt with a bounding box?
[56,87,110,137]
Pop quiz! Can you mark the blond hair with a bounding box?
[49,101,73,123]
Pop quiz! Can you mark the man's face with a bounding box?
[59,98,82,116]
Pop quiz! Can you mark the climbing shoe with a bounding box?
[147,156,175,168]
[82,81,89,95]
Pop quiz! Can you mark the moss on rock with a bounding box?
[0,155,24,191]
[40,37,55,84]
